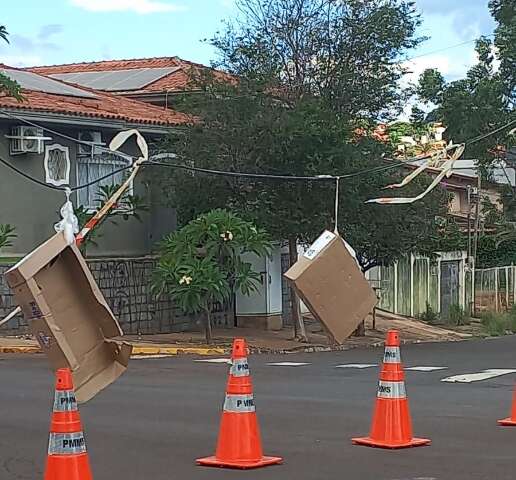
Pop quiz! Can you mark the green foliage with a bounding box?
[489,0,515,103]
[446,304,469,326]
[417,11,514,164]
[480,305,516,336]
[0,224,16,251]
[480,310,516,336]
[159,86,450,271]
[417,69,445,105]
[419,301,439,324]
[210,0,424,120]
[0,26,22,101]
[159,0,454,273]
[153,209,272,342]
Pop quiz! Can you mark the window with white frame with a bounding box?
[44,144,70,186]
[76,151,133,210]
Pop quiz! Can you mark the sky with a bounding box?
[1,0,496,84]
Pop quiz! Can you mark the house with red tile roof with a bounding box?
[0,66,192,257]
[27,56,232,107]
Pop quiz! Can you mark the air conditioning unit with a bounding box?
[78,131,103,155]
[8,126,49,155]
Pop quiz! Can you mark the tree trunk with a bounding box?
[353,320,365,337]
[288,237,308,342]
[352,263,367,337]
[204,308,213,344]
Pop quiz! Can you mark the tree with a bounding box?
[152,209,272,343]
[211,0,424,119]
[417,0,515,163]
[157,0,449,339]
[0,25,22,101]
[415,0,515,268]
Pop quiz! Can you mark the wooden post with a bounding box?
[288,237,307,342]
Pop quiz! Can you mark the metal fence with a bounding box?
[0,257,233,334]
[475,266,516,314]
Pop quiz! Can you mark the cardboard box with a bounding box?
[284,231,377,344]
[5,232,132,403]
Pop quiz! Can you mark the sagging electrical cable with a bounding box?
[0,155,133,191]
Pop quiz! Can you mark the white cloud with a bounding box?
[70,0,186,13]
[0,54,43,67]
[402,51,477,85]
[0,24,65,68]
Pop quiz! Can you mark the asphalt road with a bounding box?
[2,335,516,480]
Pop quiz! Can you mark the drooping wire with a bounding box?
[0,155,133,191]
[1,108,515,190]
[466,119,516,145]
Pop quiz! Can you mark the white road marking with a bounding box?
[267,362,311,366]
[335,364,377,369]
[441,369,516,383]
[194,358,231,364]
[405,366,448,372]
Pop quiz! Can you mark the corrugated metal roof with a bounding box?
[49,67,181,91]
[2,68,97,98]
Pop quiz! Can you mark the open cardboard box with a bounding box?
[284,231,377,344]
[5,232,132,403]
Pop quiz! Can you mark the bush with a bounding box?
[446,304,469,326]
[0,224,16,251]
[481,312,510,336]
[419,302,439,324]
[153,209,271,343]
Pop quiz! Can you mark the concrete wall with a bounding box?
[0,120,176,257]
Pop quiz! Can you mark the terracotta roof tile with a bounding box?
[0,81,193,126]
[26,56,233,94]
[28,57,186,73]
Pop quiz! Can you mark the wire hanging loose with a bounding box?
[334,176,341,234]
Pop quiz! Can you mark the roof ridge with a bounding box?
[26,56,188,70]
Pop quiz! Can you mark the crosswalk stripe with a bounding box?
[335,364,377,369]
[441,369,516,383]
[405,366,448,372]
[267,362,311,367]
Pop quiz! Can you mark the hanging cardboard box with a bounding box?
[284,230,377,344]
[5,232,132,403]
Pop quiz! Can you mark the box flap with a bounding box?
[6,232,130,402]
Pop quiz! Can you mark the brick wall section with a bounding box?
[0,257,233,334]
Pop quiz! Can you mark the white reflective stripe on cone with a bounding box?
[223,394,255,413]
[377,380,406,399]
[229,358,250,377]
[383,346,401,364]
[48,432,87,455]
[53,390,78,412]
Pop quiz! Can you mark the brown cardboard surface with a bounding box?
[284,231,377,344]
[5,232,132,402]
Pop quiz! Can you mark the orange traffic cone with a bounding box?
[498,387,516,426]
[44,368,93,480]
[197,338,282,469]
[352,330,431,449]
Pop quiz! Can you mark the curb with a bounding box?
[131,346,226,356]
[0,336,470,356]
[0,346,42,354]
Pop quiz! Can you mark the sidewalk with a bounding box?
[0,310,472,356]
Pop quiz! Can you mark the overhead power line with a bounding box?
[0,108,514,192]
[404,35,495,63]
